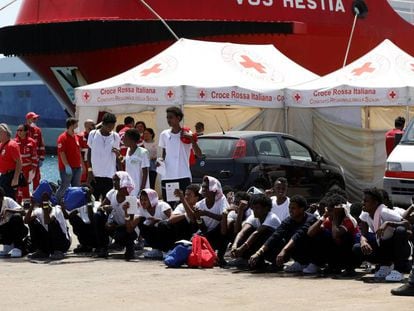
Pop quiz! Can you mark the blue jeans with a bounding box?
[56,167,82,203]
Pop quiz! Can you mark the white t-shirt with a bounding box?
[1,197,21,211]
[106,189,139,226]
[173,203,191,223]
[245,211,281,230]
[125,147,150,196]
[227,208,253,224]
[158,129,192,180]
[33,206,70,240]
[393,207,406,217]
[195,196,228,232]
[87,129,120,178]
[137,201,171,225]
[360,206,403,240]
[271,196,290,222]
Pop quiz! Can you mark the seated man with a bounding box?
[61,186,98,253]
[221,191,252,240]
[0,187,28,258]
[353,188,411,282]
[24,192,71,260]
[229,194,280,267]
[307,194,360,275]
[193,176,229,265]
[269,177,290,222]
[94,171,139,260]
[249,195,317,272]
[134,188,172,259]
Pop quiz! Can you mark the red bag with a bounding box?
[187,235,217,268]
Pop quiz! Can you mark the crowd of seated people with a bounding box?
[1,173,414,294]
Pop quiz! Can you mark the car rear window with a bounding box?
[198,138,238,158]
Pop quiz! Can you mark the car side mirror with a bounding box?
[315,155,323,163]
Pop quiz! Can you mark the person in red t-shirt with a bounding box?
[15,124,38,203]
[25,112,45,190]
[119,116,135,158]
[307,194,360,275]
[0,123,22,200]
[55,118,82,203]
[385,116,405,157]
[77,119,95,183]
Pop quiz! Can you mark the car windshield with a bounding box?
[400,119,414,144]
[198,137,239,158]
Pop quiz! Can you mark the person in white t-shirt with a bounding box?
[353,188,411,282]
[24,191,71,260]
[230,194,280,266]
[87,113,121,201]
[94,171,139,260]
[133,188,172,259]
[0,187,28,258]
[193,176,229,265]
[123,128,150,196]
[158,106,201,206]
[268,177,290,222]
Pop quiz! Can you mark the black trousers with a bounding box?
[0,171,16,200]
[310,231,361,270]
[94,211,137,249]
[0,214,28,250]
[353,227,412,273]
[29,219,70,254]
[69,214,98,248]
[139,219,196,252]
[90,177,113,202]
[161,178,191,208]
[264,235,313,265]
[149,170,157,190]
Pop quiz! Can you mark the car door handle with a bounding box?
[220,170,232,177]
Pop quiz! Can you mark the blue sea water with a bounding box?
[41,155,60,183]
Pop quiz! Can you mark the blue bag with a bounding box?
[32,180,57,205]
[164,244,192,268]
[63,187,87,211]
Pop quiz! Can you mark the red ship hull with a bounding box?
[0,0,412,114]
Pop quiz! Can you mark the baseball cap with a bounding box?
[26,112,40,120]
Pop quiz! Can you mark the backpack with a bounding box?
[164,244,192,268]
[187,235,217,268]
[32,180,58,205]
[63,187,87,211]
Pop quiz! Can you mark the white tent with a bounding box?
[74,38,318,134]
[286,39,414,109]
[278,40,414,200]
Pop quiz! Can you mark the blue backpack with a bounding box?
[32,180,57,205]
[63,187,87,211]
[164,244,192,268]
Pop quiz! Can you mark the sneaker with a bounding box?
[73,244,93,254]
[143,249,164,260]
[28,250,49,259]
[385,270,404,282]
[227,258,249,268]
[303,263,320,274]
[391,283,414,296]
[0,244,13,257]
[93,248,108,258]
[284,261,306,273]
[50,251,65,260]
[375,265,392,278]
[124,245,135,261]
[8,248,22,258]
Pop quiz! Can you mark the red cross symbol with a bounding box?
[293,92,301,102]
[83,91,90,102]
[352,62,375,76]
[141,63,162,77]
[410,63,414,72]
[166,89,174,99]
[388,90,397,100]
[240,55,266,74]
[199,90,206,99]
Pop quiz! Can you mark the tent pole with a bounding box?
[284,106,289,133]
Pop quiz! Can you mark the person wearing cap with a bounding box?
[55,118,83,203]
[15,124,38,204]
[0,123,22,200]
[25,112,45,190]
[77,119,95,184]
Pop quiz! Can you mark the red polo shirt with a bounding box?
[385,128,404,157]
[57,131,81,170]
[0,139,21,173]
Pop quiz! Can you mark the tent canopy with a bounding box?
[286,39,414,108]
[75,38,319,110]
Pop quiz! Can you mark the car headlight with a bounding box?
[387,162,402,171]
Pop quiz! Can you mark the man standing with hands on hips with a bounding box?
[159,106,201,206]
